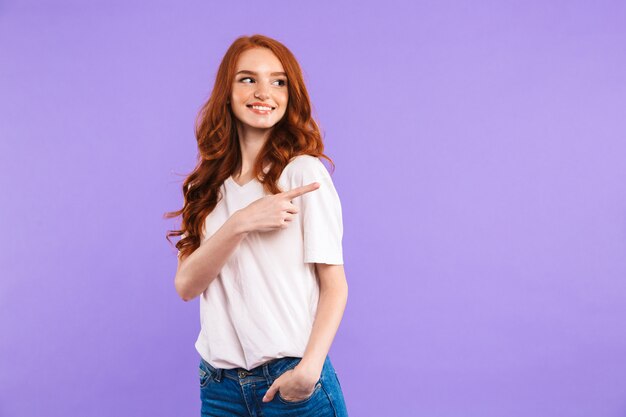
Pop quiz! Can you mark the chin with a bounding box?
[246,119,280,129]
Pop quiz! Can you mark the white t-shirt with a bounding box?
[183,155,344,370]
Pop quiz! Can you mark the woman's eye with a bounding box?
[238,77,287,86]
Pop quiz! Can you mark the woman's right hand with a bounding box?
[236,182,321,233]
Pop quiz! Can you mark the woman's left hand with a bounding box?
[262,365,320,402]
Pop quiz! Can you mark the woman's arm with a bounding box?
[174,211,249,301]
[262,263,348,402]
[175,182,321,302]
[298,263,349,376]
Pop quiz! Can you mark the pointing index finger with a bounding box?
[284,182,321,199]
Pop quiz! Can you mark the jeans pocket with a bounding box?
[277,381,322,405]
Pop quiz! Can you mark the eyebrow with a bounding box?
[236,70,287,77]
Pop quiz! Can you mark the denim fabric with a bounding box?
[199,354,349,417]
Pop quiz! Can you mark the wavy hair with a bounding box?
[165,34,335,260]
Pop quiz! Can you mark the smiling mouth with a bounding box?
[246,104,276,111]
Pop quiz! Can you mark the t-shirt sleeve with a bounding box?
[293,157,344,265]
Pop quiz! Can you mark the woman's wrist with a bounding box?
[230,209,251,235]
[293,362,322,383]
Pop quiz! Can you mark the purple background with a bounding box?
[2,1,625,416]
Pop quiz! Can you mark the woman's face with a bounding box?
[230,48,289,132]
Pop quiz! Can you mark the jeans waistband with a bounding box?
[200,356,310,385]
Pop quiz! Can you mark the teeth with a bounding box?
[251,105,272,111]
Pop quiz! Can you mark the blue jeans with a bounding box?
[199,354,349,416]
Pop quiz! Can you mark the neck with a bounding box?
[235,124,271,175]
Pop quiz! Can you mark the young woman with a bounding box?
[166,34,349,417]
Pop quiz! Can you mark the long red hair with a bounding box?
[165,34,334,259]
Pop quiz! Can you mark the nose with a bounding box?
[254,85,270,100]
